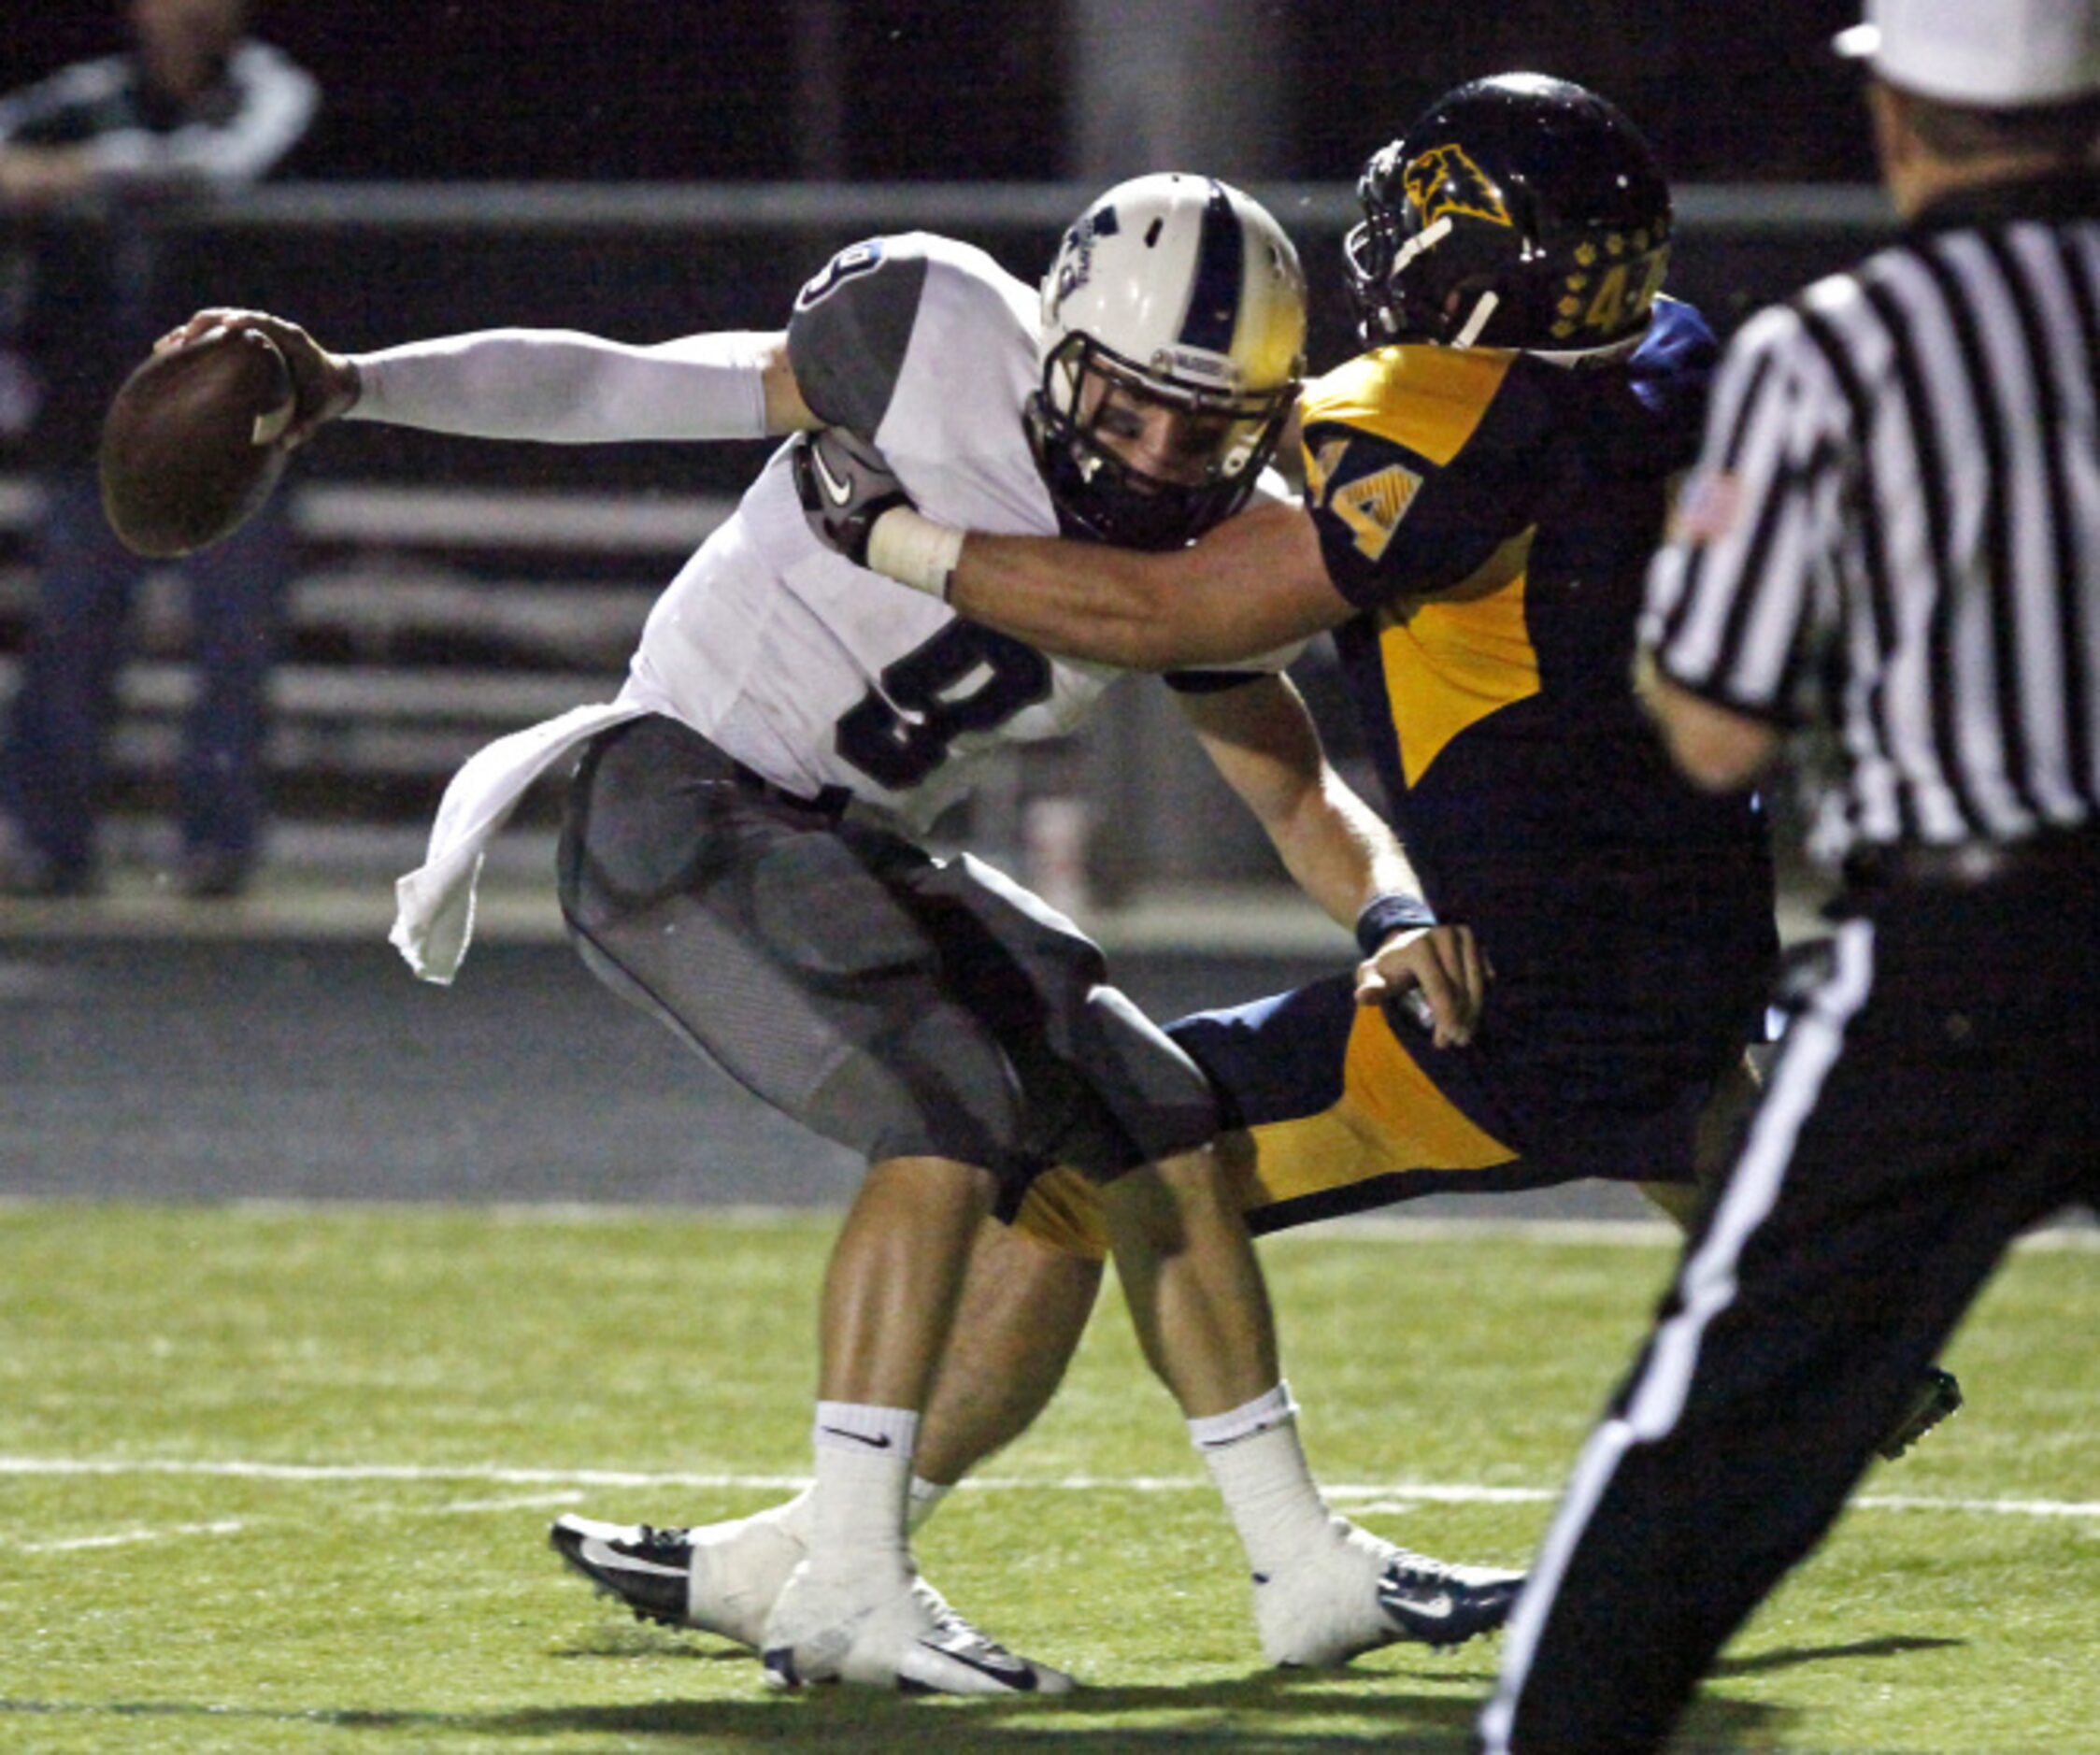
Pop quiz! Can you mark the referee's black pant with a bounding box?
[1479,851,2100,1754]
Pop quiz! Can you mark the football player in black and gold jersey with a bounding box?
[823,64,1960,1450]
[821,72,1777,1233]
[675,73,1950,1669]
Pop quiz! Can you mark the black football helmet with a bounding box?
[1343,73,1673,353]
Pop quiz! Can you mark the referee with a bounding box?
[1479,2,2100,1749]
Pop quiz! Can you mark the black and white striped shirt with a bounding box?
[1642,172,2100,857]
[0,42,318,191]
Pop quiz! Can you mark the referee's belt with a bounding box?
[1845,822,2100,889]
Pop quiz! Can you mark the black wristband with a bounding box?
[1355,892,1436,960]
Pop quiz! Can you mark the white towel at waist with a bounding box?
[391,699,652,983]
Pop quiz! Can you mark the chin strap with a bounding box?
[1392,215,1453,278]
[1453,290,1502,349]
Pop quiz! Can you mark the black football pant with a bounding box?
[1478,858,2100,1754]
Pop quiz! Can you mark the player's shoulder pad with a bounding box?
[788,232,1029,436]
[1300,342,1517,473]
[788,234,929,434]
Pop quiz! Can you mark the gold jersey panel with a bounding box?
[1303,344,1546,789]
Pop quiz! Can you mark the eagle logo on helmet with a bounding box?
[1403,145,1513,230]
[1050,206,1120,321]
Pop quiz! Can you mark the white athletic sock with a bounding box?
[806,1402,917,1571]
[1187,1380,1299,1449]
[1194,1384,1336,1578]
[767,1484,816,1539]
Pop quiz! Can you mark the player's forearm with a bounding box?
[1266,778,1422,932]
[946,533,1191,670]
[945,501,1337,671]
[345,329,779,445]
[1637,659,1779,792]
[1189,678,1417,931]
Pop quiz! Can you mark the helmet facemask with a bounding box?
[1028,331,1295,552]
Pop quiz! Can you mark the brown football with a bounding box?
[99,327,296,558]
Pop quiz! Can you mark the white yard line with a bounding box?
[1,1455,2093,1520]
[16,1519,245,1553]
[427,1491,585,1514]
[0,1489,584,1554]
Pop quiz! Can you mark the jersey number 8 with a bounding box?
[835,622,1054,791]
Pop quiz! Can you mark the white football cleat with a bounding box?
[761,1562,1077,1695]
[1253,1517,1524,1664]
[550,1503,808,1649]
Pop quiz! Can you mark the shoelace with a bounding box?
[917,1584,1014,1657]
[627,1523,693,1557]
[1384,1551,1451,1584]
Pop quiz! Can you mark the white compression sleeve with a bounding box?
[344,329,776,443]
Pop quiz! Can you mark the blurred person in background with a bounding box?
[0,0,317,899]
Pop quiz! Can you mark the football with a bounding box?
[98,326,296,558]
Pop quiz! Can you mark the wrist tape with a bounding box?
[867,506,964,599]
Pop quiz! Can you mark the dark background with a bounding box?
[6,2,1878,187]
[0,1,1894,884]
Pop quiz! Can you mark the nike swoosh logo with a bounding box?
[919,1638,1039,1691]
[810,444,856,507]
[581,1538,686,1578]
[819,1425,893,1448]
[1388,1591,1456,1620]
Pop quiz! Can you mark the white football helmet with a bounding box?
[1029,174,1307,550]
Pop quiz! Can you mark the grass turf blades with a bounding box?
[0,1203,2093,1753]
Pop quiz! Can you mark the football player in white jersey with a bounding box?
[168,174,1516,1692]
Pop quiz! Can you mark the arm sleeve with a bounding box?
[73,44,319,190]
[1641,308,1837,724]
[344,329,776,443]
[786,236,929,435]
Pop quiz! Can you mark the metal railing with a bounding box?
[0,179,1898,891]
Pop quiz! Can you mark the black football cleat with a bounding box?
[1877,1366,1964,1461]
[1254,1517,1524,1663]
[550,1517,693,1628]
[1376,1551,1527,1649]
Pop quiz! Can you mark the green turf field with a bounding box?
[0,1204,2092,1753]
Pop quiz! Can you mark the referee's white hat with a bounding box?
[1836,0,2100,107]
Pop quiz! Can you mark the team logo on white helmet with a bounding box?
[1030,174,1307,550]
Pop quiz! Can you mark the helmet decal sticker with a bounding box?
[1345,76,1673,350]
[1050,205,1119,317]
[1404,146,1514,230]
